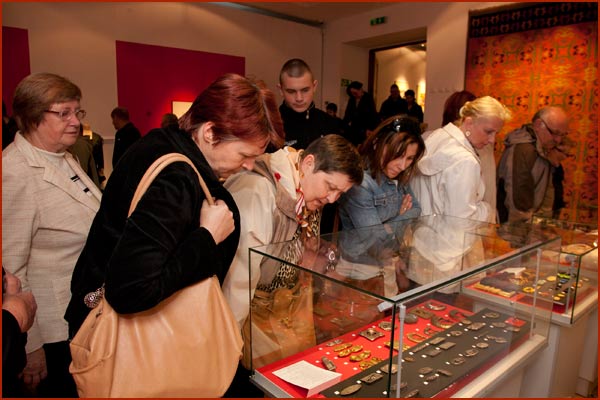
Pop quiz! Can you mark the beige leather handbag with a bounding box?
[69,153,243,398]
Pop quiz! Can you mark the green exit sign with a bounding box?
[370,16,386,26]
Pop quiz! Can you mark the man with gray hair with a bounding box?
[497,106,570,222]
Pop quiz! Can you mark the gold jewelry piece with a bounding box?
[339,383,362,396]
[450,330,463,337]
[350,351,371,362]
[495,336,508,344]
[403,355,415,362]
[505,325,521,332]
[338,348,353,357]
[522,286,535,293]
[407,332,428,343]
[475,342,489,349]
[425,374,439,382]
[431,315,455,329]
[449,309,466,321]
[359,327,384,341]
[418,366,433,375]
[492,322,506,328]
[437,368,453,377]
[349,345,363,353]
[333,343,353,352]
[358,357,381,370]
[424,326,439,336]
[378,321,393,331]
[410,308,434,320]
[326,339,343,347]
[405,388,420,397]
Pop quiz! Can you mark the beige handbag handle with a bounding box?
[128,153,214,217]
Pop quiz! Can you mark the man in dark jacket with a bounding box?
[497,106,570,222]
[111,107,141,167]
[277,58,343,234]
[343,81,379,146]
[379,83,408,120]
[277,58,341,150]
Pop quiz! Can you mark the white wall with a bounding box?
[4,1,513,167]
[321,2,512,129]
[3,2,323,176]
[375,47,427,112]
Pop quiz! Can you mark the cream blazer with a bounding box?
[2,133,101,352]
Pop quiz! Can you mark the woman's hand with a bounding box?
[399,194,413,215]
[21,348,48,389]
[200,199,234,245]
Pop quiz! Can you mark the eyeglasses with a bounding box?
[44,109,87,121]
[540,118,567,138]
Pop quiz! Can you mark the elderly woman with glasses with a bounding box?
[2,73,101,397]
[338,115,425,230]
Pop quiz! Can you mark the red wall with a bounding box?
[2,26,31,115]
[115,40,245,136]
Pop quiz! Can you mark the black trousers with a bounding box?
[34,341,78,398]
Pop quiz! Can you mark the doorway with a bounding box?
[369,41,427,117]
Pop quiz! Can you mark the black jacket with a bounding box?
[279,103,341,150]
[65,126,240,336]
[379,97,408,120]
[343,92,379,146]
[112,122,141,167]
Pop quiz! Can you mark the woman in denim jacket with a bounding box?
[338,116,425,230]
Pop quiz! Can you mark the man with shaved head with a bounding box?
[497,106,570,222]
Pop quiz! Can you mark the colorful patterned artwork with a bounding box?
[465,3,598,224]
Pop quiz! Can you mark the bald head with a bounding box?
[533,106,569,148]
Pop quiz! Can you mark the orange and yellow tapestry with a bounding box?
[465,2,598,224]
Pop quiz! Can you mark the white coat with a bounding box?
[411,123,494,223]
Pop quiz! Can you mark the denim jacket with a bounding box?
[338,170,421,230]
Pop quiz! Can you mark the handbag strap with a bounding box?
[128,153,214,217]
[83,153,214,309]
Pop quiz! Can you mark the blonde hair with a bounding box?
[459,96,512,124]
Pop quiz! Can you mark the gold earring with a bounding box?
[465,130,471,137]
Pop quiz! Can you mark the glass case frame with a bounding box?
[247,215,560,398]
[529,216,598,325]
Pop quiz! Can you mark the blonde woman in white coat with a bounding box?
[411,96,511,223]
[2,73,101,397]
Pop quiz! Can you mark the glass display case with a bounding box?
[246,215,560,398]
[530,217,598,325]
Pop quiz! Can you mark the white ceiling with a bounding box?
[232,2,392,25]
